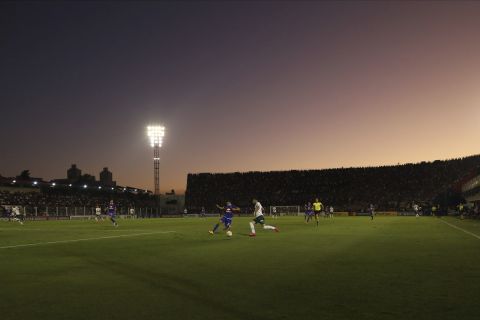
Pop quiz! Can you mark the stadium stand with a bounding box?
[0,187,161,219]
[186,155,480,213]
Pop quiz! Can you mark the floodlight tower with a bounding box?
[147,126,165,196]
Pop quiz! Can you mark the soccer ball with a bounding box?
[226,230,233,237]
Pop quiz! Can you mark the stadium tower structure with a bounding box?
[147,126,165,196]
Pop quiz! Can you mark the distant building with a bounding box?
[67,164,82,183]
[100,167,116,187]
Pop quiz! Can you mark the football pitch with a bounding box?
[1,216,479,320]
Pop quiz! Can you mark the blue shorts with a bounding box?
[221,216,232,228]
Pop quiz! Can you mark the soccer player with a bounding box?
[413,203,420,218]
[209,201,239,235]
[457,203,465,219]
[11,206,24,225]
[201,207,206,218]
[272,206,278,219]
[313,198,323,226]
[369,204,375,220]
[107,200,118,227]
[129,207,136,219]
[328,206,334,218]
[304,202,313,223]
[94,204,103,222]
[431,205,437,217]
[249,199,279,237]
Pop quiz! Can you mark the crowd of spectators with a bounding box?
[0,187,158,212]
[186,155,480,212]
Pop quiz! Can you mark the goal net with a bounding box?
[269,206,301,216]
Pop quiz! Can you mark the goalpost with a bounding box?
[269,205,301,216]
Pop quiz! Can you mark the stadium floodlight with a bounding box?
[146,125,165,196]
[98,186,102,189]
[33,181,38,185]
[147,126,165,148]
[69,184,72,187]
[83,184,87,189]
[51,182,56,187]
[12,180,16,184]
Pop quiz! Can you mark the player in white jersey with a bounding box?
[249,199,279,237]
[129,208,136,219]
[328,206,334,218]
[94,204,103,222]
[413,204,420,218]
[11,206,24,225]
[271,206,278,219]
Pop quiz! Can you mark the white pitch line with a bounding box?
[439,219,480,240]
[0,231,176,250]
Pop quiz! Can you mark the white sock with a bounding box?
[263,225,275,230]
[249,222,255,233]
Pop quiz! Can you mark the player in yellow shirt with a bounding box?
[312,198,323,226]
[457,203,465,219]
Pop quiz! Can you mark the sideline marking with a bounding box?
[439,219,480,240]
[0,231,176,249]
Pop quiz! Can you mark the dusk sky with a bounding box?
[1,1,480,193]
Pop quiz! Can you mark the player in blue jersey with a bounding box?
[304,202,314,223]
[107,200,118,227]
[209,201,240,235]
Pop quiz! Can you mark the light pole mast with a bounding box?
[154,144,160,195]
[147,126,165,196]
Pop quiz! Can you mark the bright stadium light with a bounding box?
[12,180,16,184]
[51,182,56,187]
[146,125,165,196]
[69,184,72,187]
[83,184,87,189]
[147,125,165,148]
[98,186,102,189]
[33,181,38,185]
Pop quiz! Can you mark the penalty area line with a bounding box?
[0,231,176,250]
[439,219,480,240]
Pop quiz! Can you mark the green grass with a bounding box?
[1,216,480,320]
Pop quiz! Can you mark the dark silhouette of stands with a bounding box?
[185,155,480,212]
